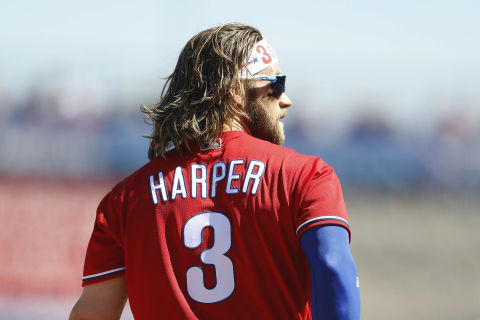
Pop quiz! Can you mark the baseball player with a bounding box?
[70,23,360,319]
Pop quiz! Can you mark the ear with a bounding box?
[232,80,250,109]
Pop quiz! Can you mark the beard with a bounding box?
[246,96,285,145]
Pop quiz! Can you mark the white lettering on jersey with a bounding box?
[242,160,265,194]
[171,166,188,200]
[226,159,245,194]
[191,164,207,199]
[149,159,265,204]
[211,162,227,198]
[150,172,168,204]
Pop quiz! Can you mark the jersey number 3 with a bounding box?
[183,211,235,303]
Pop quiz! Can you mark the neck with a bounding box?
[222,116,252,135]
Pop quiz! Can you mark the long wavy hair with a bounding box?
[141,23,262,160]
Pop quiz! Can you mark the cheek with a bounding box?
[265,101,280,118]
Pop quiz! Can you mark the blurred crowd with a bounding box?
[0,74,479,193]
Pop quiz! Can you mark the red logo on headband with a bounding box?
[256,45,272,64]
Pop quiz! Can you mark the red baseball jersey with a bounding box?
[82,130,350,319]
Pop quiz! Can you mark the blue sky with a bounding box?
[1,0,479,126]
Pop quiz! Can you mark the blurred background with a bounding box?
[1,0,479,319]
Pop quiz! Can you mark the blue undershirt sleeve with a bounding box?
[299,225,361,320]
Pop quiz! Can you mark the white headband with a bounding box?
[239,39,279,78]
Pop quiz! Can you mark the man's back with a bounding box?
[82,131,350,319]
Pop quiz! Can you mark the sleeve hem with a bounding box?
[82,267,125,287]
[297,218,351,242]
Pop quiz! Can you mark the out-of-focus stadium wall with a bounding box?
[1,122,479,191]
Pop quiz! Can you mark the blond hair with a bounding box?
[141,23,262,160]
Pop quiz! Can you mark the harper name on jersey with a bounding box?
[149,159,266,204]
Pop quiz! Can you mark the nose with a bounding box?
[279,93,292,108]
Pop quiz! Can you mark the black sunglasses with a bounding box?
[250,74,286,99]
